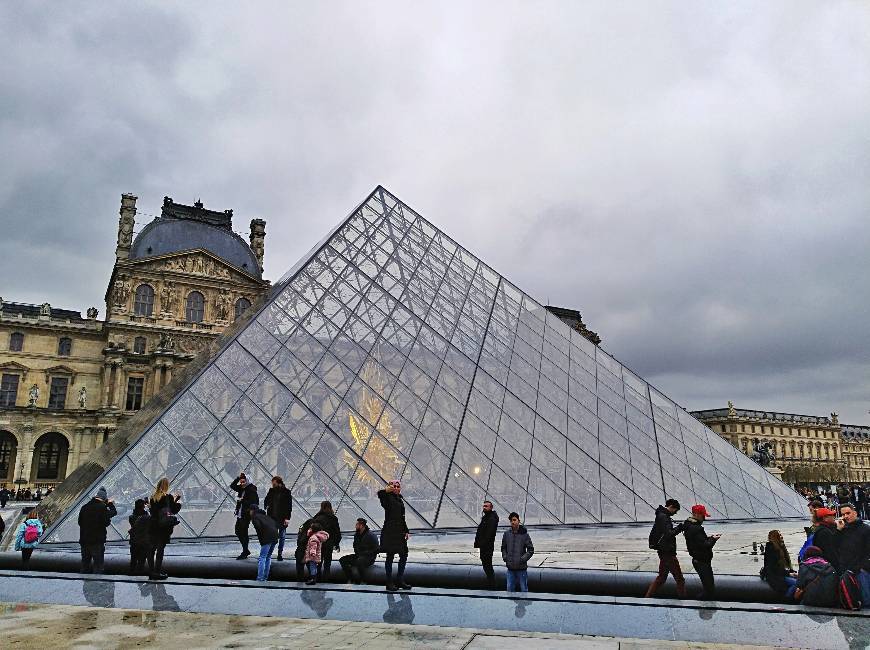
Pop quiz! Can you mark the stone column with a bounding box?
[116,194,137,260]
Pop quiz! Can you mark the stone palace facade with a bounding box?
[0,194,270,488]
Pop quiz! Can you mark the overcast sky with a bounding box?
[1,1,868,423]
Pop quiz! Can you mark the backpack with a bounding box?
[23,521,40,544]
[130,513,152,544]
[838,570,862,610]
[797,532,815,562]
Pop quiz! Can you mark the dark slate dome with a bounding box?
[129,197,261,278]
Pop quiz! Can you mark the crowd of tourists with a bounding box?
[798,484,870,519]
[644,496,870,609]
[0,486,52,507]
[10,476,867,607]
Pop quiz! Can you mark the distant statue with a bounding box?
[160,282,178,315]
[727,401,737,418]
[40,302,51,317]
[28,384,39,406]
[215,290,231,321]
[78,386,87,409]
[157,333,175,351]
[831,412,839,426]
[191,256,205,274]
[113,275,131,308]
[751,440,775,467]
[86,307,98,319]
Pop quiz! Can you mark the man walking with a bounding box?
[501,512,534,593]
[836,503,870,605]
[683,504,720,600]
[77,486,117,574]
[264,476,291,561]
[474,500,499,588]
[644,498,687,598]
[249,505,279,581]
[339,518,379,584]
[230,473,259,559]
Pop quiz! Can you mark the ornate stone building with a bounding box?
[0,194,270,489]
[693,405,870,485]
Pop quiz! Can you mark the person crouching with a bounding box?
[304,522,329,586]
[249,505,279,582]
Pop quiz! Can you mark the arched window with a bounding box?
[234,297,252,321]
[134,284,155,317]
[9,332,24,352]
[33,432,69,481]
[186,291,205,323]
[57,337,72,356]
[0,431,17,482]
[133,336,147,354]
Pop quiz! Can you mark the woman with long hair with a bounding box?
[148,477,182,580]
[763,529,797,599]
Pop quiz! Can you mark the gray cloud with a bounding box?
[1,1,867,422]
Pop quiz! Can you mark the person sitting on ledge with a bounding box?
[762,529,797,599]
[339,518,379,585]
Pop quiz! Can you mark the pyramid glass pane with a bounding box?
[44,187,807,542]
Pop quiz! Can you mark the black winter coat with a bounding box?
[313,511,342,550]
[796,557,838,607]
[78,498,118,544]
[230,478,259,518]
[501,525,534,571]
[251,508,280,545]
[474,510,499,550]
[837,519,870,573]
[353,528,380,564]
[149,495,182,545]
[813,523,840,571]
[378,489,409,553]
[683,517,717,563]
[295,518,314,560]
[264,486,292,525]
[763,544,794,595]
[649,505,683,556]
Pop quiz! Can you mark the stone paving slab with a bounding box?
[0,601,783,649]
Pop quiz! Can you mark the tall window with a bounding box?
[125,376,145,410]
[35,432,68,480]
[9,332,24,352]
[133,336,147,354]
[186,291,205,323]
[48,376,69,409]
[234,297,252,321]
[134,284,155,317]
[0,374,19,407]
[57,337,72,356]
[0,431,16,479]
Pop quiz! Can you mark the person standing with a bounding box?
[313,501,341,579]
[304,522,330,586]
[14,513,43,564]
[501,512,534,593]
[230,473,259,560]
[0,487,9,508]
[339,518,379,584]
[148,477,182,580]
[77,486,117,574]
[474,500,499,588]
[644,499,687,598]
[264,476,292,561]
[128,499,150,575]
[249,505,280,581]
[835,503,870,605]
[295,516,315,581]
[378,480,411,591]
[683,504,721,600]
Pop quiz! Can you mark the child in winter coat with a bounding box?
[14,515,44,564]
[795,545,838,607]
[303,522,329,586]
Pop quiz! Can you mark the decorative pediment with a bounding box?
[44,364,77,384]
[0,361,29,379]
[124,250,262,284]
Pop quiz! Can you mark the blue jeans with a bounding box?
[277,526,287,558]
[307,561,318,580]
[859,569,870,608]
[784,575,798,599]
[257,542,276,581]
[506,569,528,592]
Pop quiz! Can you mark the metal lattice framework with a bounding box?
[45,186,806,542]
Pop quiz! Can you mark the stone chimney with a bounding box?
[249,218,266,272]
[116,193,138,260]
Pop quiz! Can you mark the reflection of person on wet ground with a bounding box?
[138,581,181,612]
[382,593,414,624]
[510,597,529,618]
[82,578,115,608]
[300,587,334,618]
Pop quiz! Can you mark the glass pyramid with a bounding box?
[45,186,806,542]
